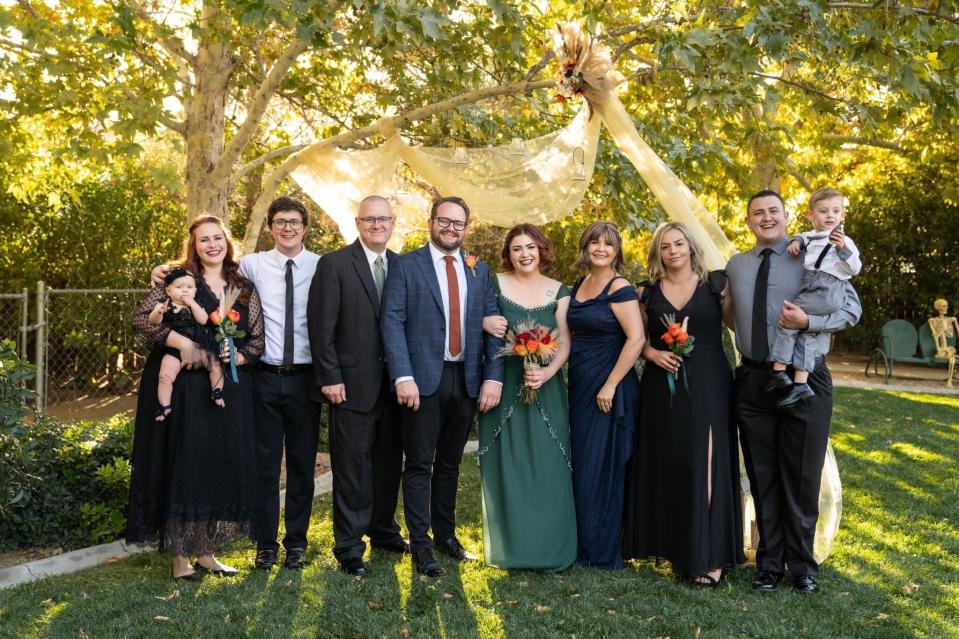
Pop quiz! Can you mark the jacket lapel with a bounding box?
[415,245,445,313]
[351,240,381,318]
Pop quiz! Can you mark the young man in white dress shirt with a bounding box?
[241,197,321,571]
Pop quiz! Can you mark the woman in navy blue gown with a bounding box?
[567,221,645,569]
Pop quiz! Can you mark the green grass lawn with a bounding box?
[1,388,957,639]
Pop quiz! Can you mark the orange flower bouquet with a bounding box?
[497,319,561,404]
[212,286,245,382]
[660,313,694,398]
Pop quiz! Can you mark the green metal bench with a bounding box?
[864,319,957,383]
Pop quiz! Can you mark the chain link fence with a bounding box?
[39,287,150,410]
[0,290,28,355]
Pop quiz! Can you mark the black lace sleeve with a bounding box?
[132,285,171,350]
[237,287,264,364]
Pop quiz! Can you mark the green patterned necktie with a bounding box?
[373,255,385,299]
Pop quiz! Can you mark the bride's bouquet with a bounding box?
[211,286,245,383]
[497,319,561,404]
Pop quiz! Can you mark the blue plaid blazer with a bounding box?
[381,244,504,397]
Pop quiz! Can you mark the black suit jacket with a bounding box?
[307,239,397,412]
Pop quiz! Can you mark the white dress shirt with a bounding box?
[239,246,320,365]
[429,242,467,362]
[796,231,862,280]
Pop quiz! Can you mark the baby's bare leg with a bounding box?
[156,354,182,420]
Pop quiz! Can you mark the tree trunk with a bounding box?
[183,2,233,223]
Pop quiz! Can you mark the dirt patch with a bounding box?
[0,546,64,570]
[828,351,957,392]
[280,452,331,491]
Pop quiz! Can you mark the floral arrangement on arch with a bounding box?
[552,22,621,114]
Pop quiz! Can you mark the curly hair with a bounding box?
[173,215,250,304]
[500,223,555,272]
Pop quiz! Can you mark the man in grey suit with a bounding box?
[381,196,504,577]
[727,190,862,594]
[307,195,407,577]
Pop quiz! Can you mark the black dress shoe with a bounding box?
[434,536,476,562]
[172,570,203,582]
[254,548,277,570]
[411,549,446,577]
[753,570,784,592]
[793,574,819,593]
[193,561,238,577]
[777,383,815,408]
[371,538,411,554]
[284,547,307,570]
[339,558,367,577]
[762,370,792,395]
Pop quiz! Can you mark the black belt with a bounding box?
[259,363,312,375]
[443,361,465,368]
[741,356,825,370]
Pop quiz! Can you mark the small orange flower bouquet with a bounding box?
[660,313,695,399]
[212,286,245,382]
[497,319,561,404]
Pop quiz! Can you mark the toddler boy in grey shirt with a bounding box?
[765,188,862,407]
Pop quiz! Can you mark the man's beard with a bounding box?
[431,230,462,252]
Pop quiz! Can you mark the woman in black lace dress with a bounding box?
[127,215,264,580]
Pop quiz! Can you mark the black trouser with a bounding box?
[254,366,320,553]
[329,381,404,562]
[400,363,476,551]
[735,357,833,576]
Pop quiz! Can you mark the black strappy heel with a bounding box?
[154,405,172,421]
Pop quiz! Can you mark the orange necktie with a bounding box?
[444,255,462,357]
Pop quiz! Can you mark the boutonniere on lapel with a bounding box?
[464,254,478,277]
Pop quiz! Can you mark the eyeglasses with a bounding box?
[271,219,304,230]
[357,216,394,226]
[432,216,467,231]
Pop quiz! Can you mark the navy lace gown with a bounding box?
[567,276,641,569]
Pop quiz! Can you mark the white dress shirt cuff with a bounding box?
[394,375,414,385]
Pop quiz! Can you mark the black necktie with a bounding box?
[752,248,772,361]
[283,258,294,366]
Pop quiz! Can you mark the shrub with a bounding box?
[0,341,134,551]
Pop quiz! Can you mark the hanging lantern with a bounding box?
[571,146,587,181]
[509,136,527,157]
[452,147,469,165]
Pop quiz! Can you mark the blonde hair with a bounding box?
[573,221,625,273]
[809,188,844,210]
[646,222,708,284]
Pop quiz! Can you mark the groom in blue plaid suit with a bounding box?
[381,196,504,577]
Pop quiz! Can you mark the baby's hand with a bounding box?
[787,239,801,256]
[828,228,845,251]
[152,301,169,315]
[180,289,196,304]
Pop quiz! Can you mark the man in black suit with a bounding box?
[307,195,407,577]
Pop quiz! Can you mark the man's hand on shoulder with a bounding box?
[150,264,169,286]
[478,381,502,412]
[780,300,809,330]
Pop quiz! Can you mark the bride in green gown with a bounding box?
[478,224,577,570]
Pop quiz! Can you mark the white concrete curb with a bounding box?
[0,442,482,591]
[833,378,959,395]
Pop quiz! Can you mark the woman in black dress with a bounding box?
[127,215,264,580]
[623,222,743,586]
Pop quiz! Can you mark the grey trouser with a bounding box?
[771,270,845,372]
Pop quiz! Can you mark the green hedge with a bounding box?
[0,341,133,552]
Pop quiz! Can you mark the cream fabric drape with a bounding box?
[290,108,601,250]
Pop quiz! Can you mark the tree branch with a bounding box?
[15,0,39,19]
[828,2,959,27]
[820,134,908,153]
[750,72,849,104]
[230,144,308,186]
[242,78,555,251]
[120,0,195,84]
[211,38,309,184]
